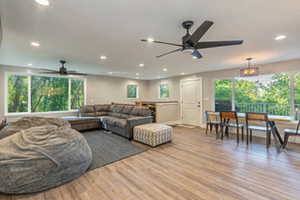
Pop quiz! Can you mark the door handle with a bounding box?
[197,105,201,107]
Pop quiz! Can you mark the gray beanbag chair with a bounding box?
[0,125,92,194]
[0,117,70,140]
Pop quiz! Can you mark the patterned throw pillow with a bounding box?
[122,106,134,114]
[130,107,152,117]
[111,105,124,113]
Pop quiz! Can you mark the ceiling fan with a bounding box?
[38,60,87,76]
[141,20,244,59]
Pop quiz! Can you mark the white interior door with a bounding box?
[180,78,203,126]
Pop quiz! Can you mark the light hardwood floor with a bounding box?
[1,127,300,200]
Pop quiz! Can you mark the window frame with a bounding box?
[213,72,298,118]
[4,72,86,116]
[158,82,170,99]
[126,84,139,99]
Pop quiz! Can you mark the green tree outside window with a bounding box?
[71,79,85,109]
[8,75,29,113]
[7,74,85,113]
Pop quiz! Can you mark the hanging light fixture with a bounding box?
[240,58,259,77]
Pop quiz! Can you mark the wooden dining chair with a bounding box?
[219,111,244,143]
[282,120,300,149]
[245,112,271,147]
[205,111,220,136]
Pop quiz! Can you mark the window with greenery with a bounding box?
[294,74,300,119]
[7,75,29,113]
[31,76,69,112]
[159,83,170,98]
[71,79,85,110]
[215,73,294,117]
[6,74,85,114]
[215,80,233,112]
[127,85,138,99]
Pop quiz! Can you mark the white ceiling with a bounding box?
[0,0,300,80]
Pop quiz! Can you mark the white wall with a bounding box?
[0,64,150,121]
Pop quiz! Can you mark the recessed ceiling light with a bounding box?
[100,55,107,60]
[136,73,139,76]
[275,35,287,41]
[27,63,33,66]
[31,42,40,47]
[147,38,154,43]
[35,0,50,6]
[163,68,168,72]
[139,63,144,67]
[181,72,185,75]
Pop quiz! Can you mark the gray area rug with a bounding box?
[82,130,147,171]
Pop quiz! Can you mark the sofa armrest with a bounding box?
[127,116,153,127]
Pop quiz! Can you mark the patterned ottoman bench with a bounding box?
[133,123,173,147]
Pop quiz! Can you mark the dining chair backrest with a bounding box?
[245,112,269,129]
[220,111,238,125]
[246,112,268,122]
[205,111,219,122]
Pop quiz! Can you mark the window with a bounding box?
[6,73,85,114]
[235,74,291,116]
[7,75,29,113]
[159,83,170,98]
[214,80,233,111]
[31,76,69,112]
[214,73,294,117]
[294,73,300,119]
[127,84,138,99]
[71,79,85,110]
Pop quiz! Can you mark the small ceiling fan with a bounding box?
[38,60,87,76]
[141,20,244,59]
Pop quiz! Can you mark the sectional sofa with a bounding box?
[79,104,153,139]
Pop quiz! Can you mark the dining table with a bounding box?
[210,112,293,152]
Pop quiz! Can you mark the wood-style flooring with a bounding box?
[1,127,300,200]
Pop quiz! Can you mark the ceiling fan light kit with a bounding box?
[141,20,244,59]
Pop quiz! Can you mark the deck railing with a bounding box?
[236,103,292,116]
[216,102,300,119]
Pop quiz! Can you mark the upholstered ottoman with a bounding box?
[134,123,172,147]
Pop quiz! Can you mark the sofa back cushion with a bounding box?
[80,105,95,117]
[94,104,111,112]
[80,105,95,113]
[121,105,134,114]
[130,107,152,117]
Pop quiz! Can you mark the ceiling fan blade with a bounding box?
[189,20,214,45]
[38,68,58,72]
[141,39,183,47]
[191,50,202,59]
[156,48,182,58]
[38,71,60,74]
[195,40,244,49]
[67,72,88,76]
